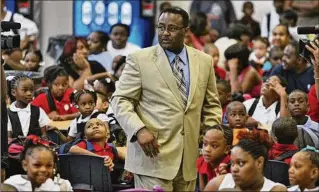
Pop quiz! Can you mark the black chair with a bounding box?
[47,130,60,145]
[264,160,290,186]
[58,154,112,191]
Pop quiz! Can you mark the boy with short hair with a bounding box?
[69,118,116,171]
[226,101,249,145]
[288,90,319,149]
[269,117,299,165]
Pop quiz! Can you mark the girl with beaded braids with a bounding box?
[32,65,79,121]
[4,135,72,191]
[205,129,287,191]
[6,75,51,140]
[64,89,108,142]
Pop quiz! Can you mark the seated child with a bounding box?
[23,50,43,72]
[249,37,269,76]
[204,43,226,80]
[32,65,79,121]
[66,90,108,142]
[196,124,233,191]
[224,43,263,98]
[4,136,72,191]
[93,78,115,114]
[6,75,50,139]
[263,47,283,79]
[288,90,319,149]
[69,118,116,170]
[112,55,126,80]
[216,80,232,124]
[225,101,249,145]
[268,117,299,164]
[288,146,319,192]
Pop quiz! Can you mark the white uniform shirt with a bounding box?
[243,96,280,127]
[68,109,109,137]
[7,102,51,136]
[4,175,72,191]
[107,41,141,59]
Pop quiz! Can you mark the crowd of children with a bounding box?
[2,0,319,191]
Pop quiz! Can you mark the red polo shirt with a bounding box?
[196,155,230,181]
[307,85,319,123]
[76,141,115,160]
[214,66,226,80]
[32,88,78,115]
[268,143,299,165]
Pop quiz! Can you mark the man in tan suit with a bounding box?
[111,7,222,191]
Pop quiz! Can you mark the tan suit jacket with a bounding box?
[111,45,222,181]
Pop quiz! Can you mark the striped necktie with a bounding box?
[172,55,187,107]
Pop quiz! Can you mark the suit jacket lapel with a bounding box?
[153,45,185,108]
[185,46,199,111]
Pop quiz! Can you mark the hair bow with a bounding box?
[301,145,319,153]
[26,135,53,147]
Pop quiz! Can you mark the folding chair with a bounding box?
[58,154,112,191]
[264,160,290,186]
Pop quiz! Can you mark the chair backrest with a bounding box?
[264,160,290,186]
[58,154,112,191]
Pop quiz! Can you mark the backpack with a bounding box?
[58,139,118,160]
[274,150,299,161]
[248,98,280,117]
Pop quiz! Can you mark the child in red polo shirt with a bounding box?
[269,117,299,165]
[32,66,79,121]
[196,124,233,191]
[69,118,115,171]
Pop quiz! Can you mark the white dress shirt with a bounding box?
[7,102,51,136]
[243,96,280,127]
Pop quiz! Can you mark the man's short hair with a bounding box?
[159,7,189,27]
[110,23,130,37]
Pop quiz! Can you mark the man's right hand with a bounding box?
[136,127,160,158]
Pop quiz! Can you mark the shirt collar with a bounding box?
[165,46,187,65]
[9,102,31,112]
[259,96,278,108]
[77,109,99,123]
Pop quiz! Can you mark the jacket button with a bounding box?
[180,130,184,135]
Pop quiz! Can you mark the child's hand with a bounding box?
[214,163,229,176]
[103,156,114,171]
